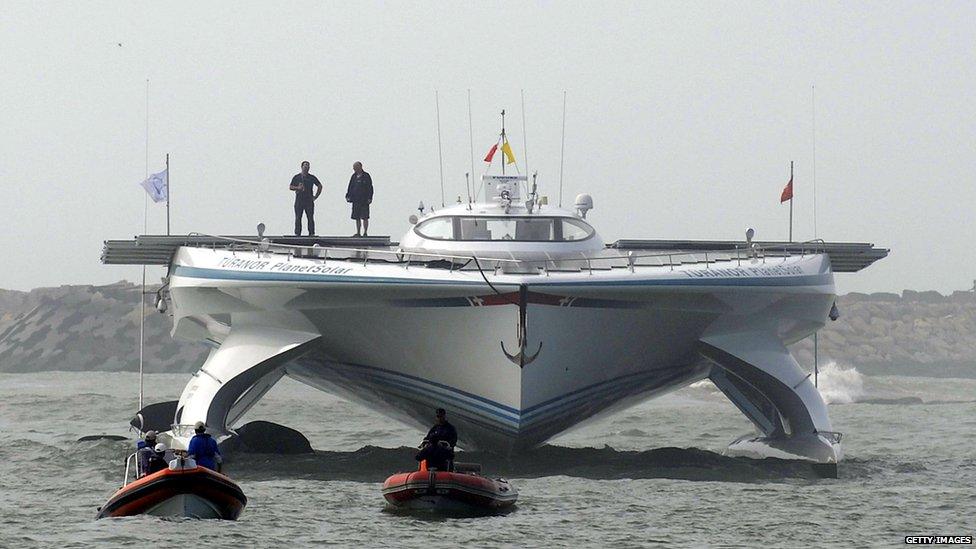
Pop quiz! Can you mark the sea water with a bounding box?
[0,366,973,547]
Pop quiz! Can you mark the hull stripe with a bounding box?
[323,361,521,416]
[309,361,673,430]
[173,265,831,288]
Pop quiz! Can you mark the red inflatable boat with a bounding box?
[382,463,517,513]
[97,456,246,520]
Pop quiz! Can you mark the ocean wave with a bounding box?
[223,445,835,483]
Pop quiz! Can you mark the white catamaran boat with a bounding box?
[105,156,886,466]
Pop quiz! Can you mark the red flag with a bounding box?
[483,143,498,163]
[780,177,793,203]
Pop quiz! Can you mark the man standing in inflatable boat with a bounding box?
[188,421,222,471]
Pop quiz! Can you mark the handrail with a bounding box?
[179,233,830,272]
[122,451,138,487]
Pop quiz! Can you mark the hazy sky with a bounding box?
[1,2,974,294]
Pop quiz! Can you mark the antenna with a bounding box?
[812,84,818,239]
[521,89,529,178]
[435,90,445,207]
[558,90,567,207]
[467,89,475,203]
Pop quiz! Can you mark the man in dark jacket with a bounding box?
[345,161,373,237]
[136,430,157,477]
[415,408,457,470]
[289,160,323,236]
[187,421,222,471]
[423,408,458,448]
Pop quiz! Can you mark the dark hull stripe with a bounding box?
[173,265,831,288]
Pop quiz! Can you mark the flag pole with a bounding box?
[166,153,170,235]
[500,109,506,176]
[789,160,794,242]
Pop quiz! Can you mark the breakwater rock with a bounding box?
[0,282,207,373]
[790,290,976,377]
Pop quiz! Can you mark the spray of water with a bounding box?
[689,379,714,390]
[687,362,866,405]
[816,361,866,404]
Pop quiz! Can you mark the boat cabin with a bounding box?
[399,174,606,259]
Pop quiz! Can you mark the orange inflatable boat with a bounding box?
[97,456,246,520]
[382,462,517,512]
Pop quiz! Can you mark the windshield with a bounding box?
[415,216,595,242]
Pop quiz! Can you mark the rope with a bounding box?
[472,256,520,305]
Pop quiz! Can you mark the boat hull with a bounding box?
[96,466,246,520]
[382,471,517,512]
[165,247,842,462]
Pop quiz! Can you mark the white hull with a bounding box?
[146,493,223,519]
[164,245,842,463]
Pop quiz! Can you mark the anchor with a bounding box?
[501,284,542,367]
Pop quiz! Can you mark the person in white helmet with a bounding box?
[145,443,171,475]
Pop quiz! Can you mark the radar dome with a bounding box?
[574,193,594,218]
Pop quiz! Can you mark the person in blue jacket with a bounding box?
[187,421,222,471]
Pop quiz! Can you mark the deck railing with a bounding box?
[185,233,829,275]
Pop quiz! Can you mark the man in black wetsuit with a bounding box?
[289,160,323,236]
[416,408,458,470]
[345,161,373,237]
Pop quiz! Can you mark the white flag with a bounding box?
[139,168,168,203]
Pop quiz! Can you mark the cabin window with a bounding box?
[415,217,455,240]
[416,216,594,242]
[561,218,593,241]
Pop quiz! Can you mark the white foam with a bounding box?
[688,379,714,390]
[815,361,866,404]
